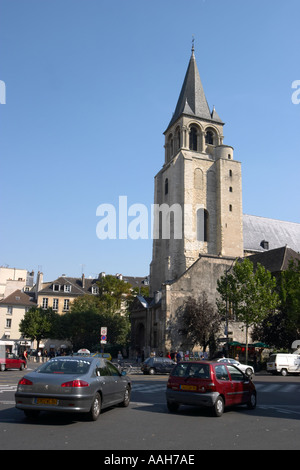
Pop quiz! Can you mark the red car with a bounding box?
[0,353,26,372]
[166,361,256,417]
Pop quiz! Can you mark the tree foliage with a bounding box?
[19,307,60,351]
[217,258,280,361]
[97,275,133,313]
[252,259,300,349]
[20,275,134,354]
[60,296,130,352]
[59,274,134,352]
[179,292,221,354]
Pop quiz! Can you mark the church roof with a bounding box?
[247,246,300,274]
[166,49,223,131]
[243,214,300,254]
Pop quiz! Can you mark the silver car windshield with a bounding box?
[37,358,91,375]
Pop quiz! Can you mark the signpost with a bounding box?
[101,327,107,345]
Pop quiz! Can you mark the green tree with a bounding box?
[280,259,300,337]
[97,275,133,313]
[179,292,221,355]
[19,307,60,351]
[217,258,280,363]
[252,259,300,349]
[61,295,130,352]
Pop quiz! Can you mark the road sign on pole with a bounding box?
[101,327,107,344]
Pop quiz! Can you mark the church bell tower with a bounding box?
[150,45,243,294]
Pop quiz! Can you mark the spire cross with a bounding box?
[191,36,195,53]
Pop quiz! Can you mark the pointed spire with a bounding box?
[166,46,223,131]
[211,105,223,123]
[191,35,195,55]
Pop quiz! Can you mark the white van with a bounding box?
[267,354,300,376]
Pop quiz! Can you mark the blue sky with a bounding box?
[0,0,299,282]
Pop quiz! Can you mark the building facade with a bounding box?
[150,47,243,294]
[130,47,300,359]
[0,289,36,355]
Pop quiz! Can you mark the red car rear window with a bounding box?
[171,363,210,379]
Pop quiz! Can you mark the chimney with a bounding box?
[82,273,85,288]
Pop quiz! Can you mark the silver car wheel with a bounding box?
[120,386,131,407]
[89,393,101,421]
[212,396,224,417]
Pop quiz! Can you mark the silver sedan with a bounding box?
[15,356,131,421]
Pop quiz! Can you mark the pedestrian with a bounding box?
[117,350,123,363]
[23,349,28,368]
[176,351,181,363]
[166,352,171,359]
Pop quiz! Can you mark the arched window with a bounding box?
[165,178,168,195]
[197,208,209,242]
[205,130,214,145]
[168,134,173,159]
[189,126,198,151]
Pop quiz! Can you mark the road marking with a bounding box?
[0,385,17,393]
[132,384,166,393]
[254,383,300,393]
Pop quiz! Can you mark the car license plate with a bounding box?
[180,385,197,391]
[34,398,58,405]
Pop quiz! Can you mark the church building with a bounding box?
[130,46,300,358]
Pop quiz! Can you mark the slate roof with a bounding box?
[166,50,223,131]
[38,275,148,296]
[0,289,36,307]
[38,277,97,296]
[247,246,300,274]
[243,214,300,254]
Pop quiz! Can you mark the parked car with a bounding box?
[217,358,254,377]
[141,357,176,375]
[0,353,26,371]
[15,356,131,421]
[267,353,300,376]
[166,361,256,417]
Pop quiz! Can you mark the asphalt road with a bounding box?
[0,367,300,452]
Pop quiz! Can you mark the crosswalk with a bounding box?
[132,383,166,393]
[0,384,17,393]
[0,382,300,397]
[132,382,300,394]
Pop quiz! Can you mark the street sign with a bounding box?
[101,327,107,344]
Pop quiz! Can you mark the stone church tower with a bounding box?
[150,46,243,294]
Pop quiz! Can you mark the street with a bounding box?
[0,368,300,451]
